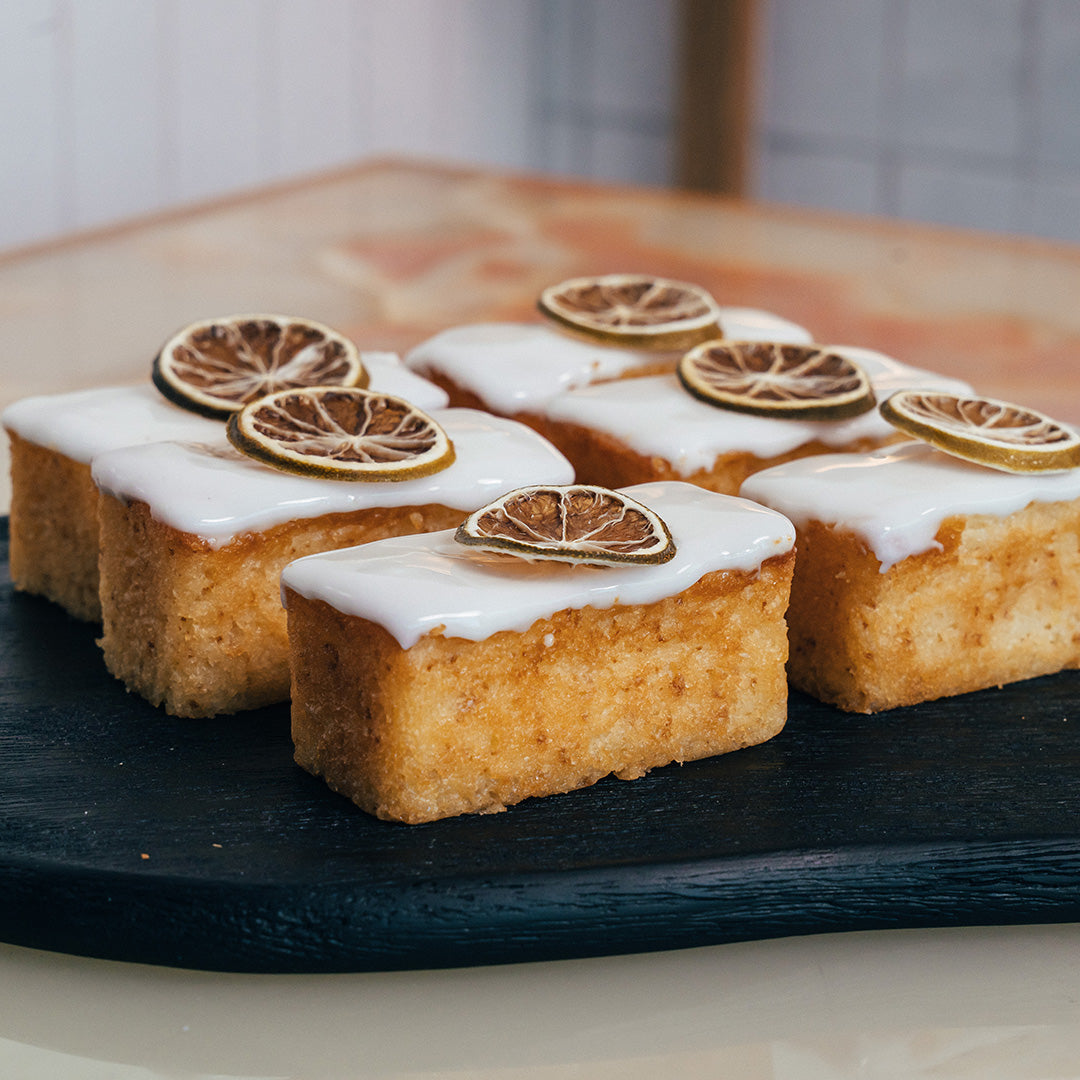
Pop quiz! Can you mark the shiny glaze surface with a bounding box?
[91,408,574,547]
[404,310,811,413]
[742,439,1080,569]
[282,481,795,647]
[541,346,972,472]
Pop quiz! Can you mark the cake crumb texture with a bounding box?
[97,494,465,718]
[786,500,1080,713]
[7,433,102,621]
[530,417,889,495]
[287,552,794,823]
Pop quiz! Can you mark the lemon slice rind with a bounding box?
[879,390,1080,474]
[226,386,455,482]
[455,484,676,566]
[537,274,721,352]
[677,340,876,420]
[153,313,366,419]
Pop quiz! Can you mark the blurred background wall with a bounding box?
[4,0,1080,254]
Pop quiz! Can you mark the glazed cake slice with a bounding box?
[282,482,796,824]
[2,352,442,622]
[92,408,573,718]
[4,387,219,621]
[532,346,973,494]
[741,440,1080,713]
[404,312,812,418]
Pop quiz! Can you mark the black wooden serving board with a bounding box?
[1,518,1078,973]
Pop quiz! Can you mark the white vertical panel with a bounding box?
[591,0,676,120]
[897,0,1024,158]
[273,0,357,178]
[758,0,889,143]
[1031,0,1080,171]
[534,0,587,115]
[362,0,441,156]
[423,0,470,160]
[530,0,595,175]
[69,0,162,230]
[755,143,883,215]
[592,127,674,187]
[0,0,64,250]
[456,0,535,169]
[161,0,268,205]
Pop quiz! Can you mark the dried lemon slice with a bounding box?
[455,484,676,566]
[537,273,721,351]
[677,341,875,420]
[226,386,455,480]
[153,314,365,419]
[879,390,1080,473]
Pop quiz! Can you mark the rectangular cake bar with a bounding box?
[282,482,796,823]
[92,409,574,717]
[742,441,1080,713]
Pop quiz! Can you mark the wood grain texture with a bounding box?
[676,0,758,195]
[1,518,1078,972]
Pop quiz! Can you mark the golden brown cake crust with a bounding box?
[529,419,891,494]
[412,371,888,495]
[287,551,794,824]
[6,432,102,621]
[786,501,1080,713]
[97,494,466,718]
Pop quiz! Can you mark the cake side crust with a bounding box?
[531,418,891,495]
[786,500,1080,713]
[6,432,102,621]
[405,372,893,496]
[287,551,794,824]
[97,494,466,717]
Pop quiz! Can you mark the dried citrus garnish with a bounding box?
[537,273,720,351]
[153,314,365,419]
[879,390,1080,473]
[455,484,676,566]
[677,340,875,420]
[226,386,455,481]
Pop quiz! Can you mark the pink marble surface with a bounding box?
[4,158,1080,513]
[2,160,1079,1075]
[3,159,1079,381]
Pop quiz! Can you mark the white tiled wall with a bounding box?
[0,0,678,254]
[4,0,1080,255]
[754,0,1080,244]
[532,0,678,185]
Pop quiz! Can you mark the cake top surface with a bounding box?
[539,346,973,472]
[403,311,811,414]
[741,439,1080,570]
[281,481,795,648]
[1,352,448,463]
[91,408,574,547]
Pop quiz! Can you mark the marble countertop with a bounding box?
[4,157,1080,511]
[2,159,1079,1078]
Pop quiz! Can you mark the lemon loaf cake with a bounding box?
[92,406,573,718]
[282,481,796,824]
[404,309,812,418]
[741,439,1080,713]
[2,351,443,622]
[531,345,972,494]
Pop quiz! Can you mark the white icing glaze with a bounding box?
[91,408,575,547]
[358,351,450,410]
[2,385,221,462]
[741,439,1080,571]
[1,352,448,464]
[405,323,660,413]
[281,481,796,648]
[403,312,812,414]
[714,307,813,344]
[540,347,973,473]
